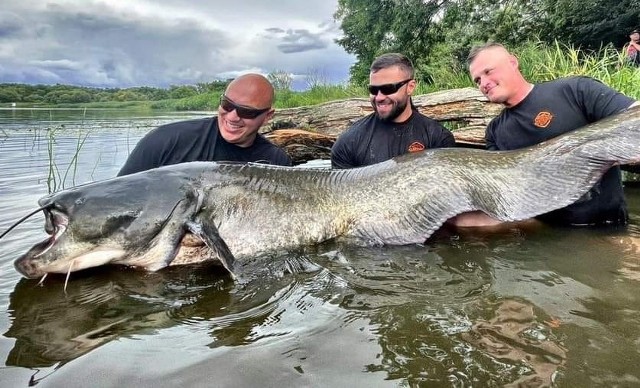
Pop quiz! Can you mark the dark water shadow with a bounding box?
[3,261,304,371]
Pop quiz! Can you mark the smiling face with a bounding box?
[469,46,529,107]
[369,65,416,123]
[217,74,275,148]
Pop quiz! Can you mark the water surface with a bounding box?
[1,108,640,386]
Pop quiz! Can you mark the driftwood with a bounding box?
[263,87,502,164]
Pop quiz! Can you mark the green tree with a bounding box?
[0,88,20,103]
[113,90,145,101]
[66,90,93,103]
[533,0,640,49]
[168,85,198,99]
[335,0,640,85]
[334,0,402,84]
[195,81,228,94]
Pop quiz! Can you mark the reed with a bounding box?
[45,126,92,193]
[46,128,60,193]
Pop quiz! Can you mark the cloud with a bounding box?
[274,29,328,54]
[0,0,355,88]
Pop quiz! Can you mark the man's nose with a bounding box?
[479,77,490,91]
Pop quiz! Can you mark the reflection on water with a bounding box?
[2,109,640,386]
[462,299,566,387]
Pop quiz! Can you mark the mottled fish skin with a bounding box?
[13,106,640,278]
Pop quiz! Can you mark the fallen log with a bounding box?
[264,87,501,164]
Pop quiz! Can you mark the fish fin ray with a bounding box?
[186,219,238,280]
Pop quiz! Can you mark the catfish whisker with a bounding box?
[64,260,75,294]
[0,205,51,241]
[36,273,48,287]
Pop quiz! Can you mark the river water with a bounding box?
[1,108,640,386]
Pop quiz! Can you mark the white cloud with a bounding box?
[0,0,355,88]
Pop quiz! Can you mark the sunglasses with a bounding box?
[368,79,412,95]
[219,95,271,119]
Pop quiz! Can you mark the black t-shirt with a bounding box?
[118,117,292,176]
[485,76,635,226]
[331,110,456,168]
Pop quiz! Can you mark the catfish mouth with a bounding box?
[40,207,69,257]
[14,208,69,278]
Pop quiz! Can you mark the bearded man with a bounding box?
[331,53,455,169]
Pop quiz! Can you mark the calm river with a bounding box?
[1,108,640,387]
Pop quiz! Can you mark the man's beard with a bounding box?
[373,98,408,122]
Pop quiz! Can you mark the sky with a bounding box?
[0,0,357,90]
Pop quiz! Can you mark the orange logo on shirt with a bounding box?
[534,111,553,128]
[408,142,425,152]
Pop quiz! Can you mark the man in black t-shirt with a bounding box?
[464,42,638,227]
[331,53,455,169]
[118,73,291,176]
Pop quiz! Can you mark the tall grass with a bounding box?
[427,39,640,99]
[275,84,368,108]
[517,41,640,99]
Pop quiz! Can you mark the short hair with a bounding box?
[370,53,415,78]
[467,42,507,65]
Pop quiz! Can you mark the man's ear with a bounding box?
[509,54,519,70]
[407,79,417,96]
[263,109,275,124]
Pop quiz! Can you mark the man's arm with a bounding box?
[484,121,499,151]
[271,148,293,167]
[577,77,636,121]
[434,123,456,148]
[330,131,358,169]
[117,129,166,176]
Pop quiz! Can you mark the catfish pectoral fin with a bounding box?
[186,220,237,280]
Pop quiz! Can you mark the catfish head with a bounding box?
[13,166,236,279]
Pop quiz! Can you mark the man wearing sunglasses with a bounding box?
[118,73,291,176]
[330,53,455,169]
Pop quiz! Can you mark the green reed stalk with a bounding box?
[61,132,90,187]
[46,128,61,193]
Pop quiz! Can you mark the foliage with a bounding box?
[334,0,640,84]
[335,0,445,85]
[168,85,198,99]
[532,0,639,49]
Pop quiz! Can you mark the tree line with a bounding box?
[0,81,230,104]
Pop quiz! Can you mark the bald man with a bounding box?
[466,42,637,227]
[118,73,291,176]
